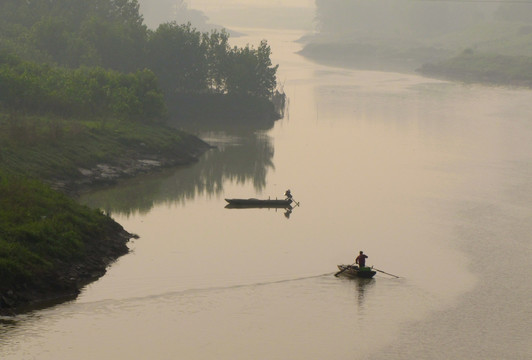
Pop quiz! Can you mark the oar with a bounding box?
[334,264,354,277]
[373,267,400,278]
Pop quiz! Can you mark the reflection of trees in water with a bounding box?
[215,132,274,189]
[0,318,17,335]
[80,126,275,216]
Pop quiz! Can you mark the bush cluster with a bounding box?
[0,54,165,121]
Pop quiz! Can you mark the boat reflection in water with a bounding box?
[224,203,295,219]
[335,267,376,308]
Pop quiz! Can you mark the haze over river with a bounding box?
[1,28,531,360]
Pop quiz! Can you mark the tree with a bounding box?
[147,22,208,95]
[204,29,230,93]
[225,40,278,98]
[79,16,147,72]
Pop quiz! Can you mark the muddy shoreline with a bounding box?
[53,135,214,197]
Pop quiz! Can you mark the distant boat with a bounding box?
[225,190,297,209]
[224,198,293,208]
[335,265,377,278]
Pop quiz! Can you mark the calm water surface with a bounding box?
[1,28,531,360]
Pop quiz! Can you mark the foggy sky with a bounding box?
[189,0,315,10]
[137,0,315,31]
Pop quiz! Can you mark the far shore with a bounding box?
[299,42,532,89]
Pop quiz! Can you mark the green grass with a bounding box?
[0,173,118,290]
[0,111,206,296]
[0,112,197,182]
[0,21,252,303]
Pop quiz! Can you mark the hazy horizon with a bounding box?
[138,0,316,31]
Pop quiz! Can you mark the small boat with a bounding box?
[225,190,296,209]
[225,198,293,208]
[336,265,377,279]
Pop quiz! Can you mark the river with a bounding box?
[1,27,531,360]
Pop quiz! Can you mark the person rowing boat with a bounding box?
[284,189,292,200]
[355,250,368,268]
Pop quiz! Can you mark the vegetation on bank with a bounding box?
[0,103,212,311]
[0,49,206,186]
[0,0,282,119]
[0,173,129,308]
[1,0,283,310]
[0,89,210,312]
[0,112,209,189]
[0,53,165,121]
[418,49,532,88]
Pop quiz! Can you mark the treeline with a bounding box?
[147,24,278,100]
[314,0,532,42]
[0,53,165,121]
[0,0,280,119]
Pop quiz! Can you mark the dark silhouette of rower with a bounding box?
[355,251,368,268]
[284,189,292,199]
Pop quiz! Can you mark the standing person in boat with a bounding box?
[284,189,292,200]
[355,251,368,268]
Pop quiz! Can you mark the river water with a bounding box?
[1,28,531,360]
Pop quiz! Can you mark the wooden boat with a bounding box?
[336,265,377,278]
[225,198,293,208]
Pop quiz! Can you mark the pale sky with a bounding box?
[188,0,315,10]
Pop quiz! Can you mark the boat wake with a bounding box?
[60,272,337,313]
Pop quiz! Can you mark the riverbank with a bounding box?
[0,174,134,314]
[0,115,212,197]
[0,115,212,314]
[299,42,532,89]
[298,41,450,74]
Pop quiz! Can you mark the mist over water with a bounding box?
[1,3,532,359]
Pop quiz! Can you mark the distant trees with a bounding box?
[147,23,209,95]
[225,41,278,98]
[315,1,532,42]
[0,0,147,71]
[147,23,278,99]
[0,0,280,121]
[314,0,484,40]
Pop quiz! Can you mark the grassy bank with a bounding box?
[0,112,211,194]
[0,112,211,313]
[0,172,131,312]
